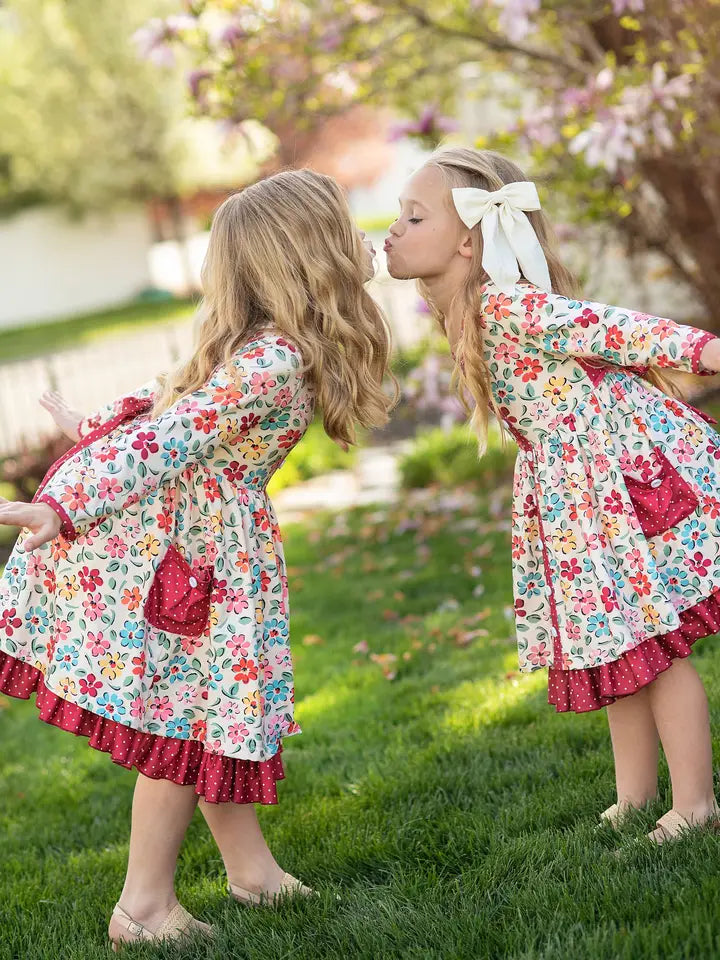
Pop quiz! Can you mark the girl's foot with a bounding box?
[228,870,314,907]
[647,803,720,845]
[599,797,655,830]
[108,900,213,950]
[39,390,83,441]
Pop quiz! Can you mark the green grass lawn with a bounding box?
[3,481,720,959]
[0,297,196,365]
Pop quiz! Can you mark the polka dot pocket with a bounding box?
[623,446,699,539]
[144,544,214,638]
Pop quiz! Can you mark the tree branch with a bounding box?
[392,1,590,76]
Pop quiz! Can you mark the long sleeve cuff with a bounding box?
[37,493,77,542]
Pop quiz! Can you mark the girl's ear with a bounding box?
[458,231,473,260]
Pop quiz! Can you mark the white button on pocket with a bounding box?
[188,576,198,588]
[650,479,663,488]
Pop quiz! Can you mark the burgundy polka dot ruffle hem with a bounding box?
[548,587,720,713]
[0,651,284,803]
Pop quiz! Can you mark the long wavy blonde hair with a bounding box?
[419,147,679,454]
[150,169,398,446]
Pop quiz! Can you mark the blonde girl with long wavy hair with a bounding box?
[385,146,720,847]
[0,168,397,949]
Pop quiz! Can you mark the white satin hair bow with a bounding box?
[451,181,551,293]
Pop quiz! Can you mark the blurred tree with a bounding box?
[0,0,187,216]
[148,0,720,323]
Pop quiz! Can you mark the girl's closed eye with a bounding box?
[408,217,423,224]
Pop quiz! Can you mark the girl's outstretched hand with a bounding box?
[699,337,720,373]
[39,390,83,442]
[0,498,61,551]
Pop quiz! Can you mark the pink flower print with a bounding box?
[82,593,107,622]
[228,634,251,657]
[249,371,277,395]
[97,476,123,501]
[275,387,293,407]
[106,535,128,558]
[26,555,47,578]
[527,641,551,667]
[86,631,110,656]
[571,590,598,615]
[130,696,145,719]
[228,722,250,745]
[150,695,173,721]
[674,439,695,464]
[180,634,203,655]
[225,588,249,614]
[495,341,521,364]
[219,700,243,718]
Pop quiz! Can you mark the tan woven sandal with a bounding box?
[228,872,314,907]
[598,802,637,830]
[647,808,720,845]
[108,901,213,951]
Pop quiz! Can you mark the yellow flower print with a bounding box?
[603,516,620,539]
[239,438,269,462]
[543,376,570,406]
[242,692,260,717]
[99,652,126,680]
[209,605,220,628]
[209,511,222,535]
[642,603,661,627]
[218,416,239,443]
[255,599,265,624]
[552,527,577,555]
[630,329,652,353]
[57,574,80,601]
[137,534,160,560]
[58,676,77,697]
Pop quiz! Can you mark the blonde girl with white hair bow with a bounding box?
[385,146,720,846]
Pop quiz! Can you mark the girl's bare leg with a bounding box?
[647,658,718,827]
[606,686,660,810]
[198,799,287,895]
[114,774,202,930]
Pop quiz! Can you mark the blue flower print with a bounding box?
[120,621,145,649]
[25,606,49,636]
[166,717,190,739]
[96,692,126,719]
[162,438,188,468]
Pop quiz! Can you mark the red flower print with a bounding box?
[252,509,270,533]
[192,719,207,741]
[223,461,248,484]
[600,587,618,612]
[484,293,513,322]
[79,674,102,697]
[238,413,262,432]
[629,572,652,596]
[514,598,527,618]
[278,430,302,449]
[212,579,229,604]
[131,653,146,677]
[79,566,104,592]
[232,657,259,683]
[514,357,543,382]
[131,431,159,460]
[560,558,581,581]
[604,325,625,350]
[193,409,218,434]
[603,490,624,515]
[60,482,90,512]
[521,292,548,312]
[212,384,244,406]
[96,445,119,463]
[686,552,711,576]
[577,307,599,328]
[0,607,21,637]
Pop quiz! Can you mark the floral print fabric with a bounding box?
[480,281,720,674]
[0,333,314,764]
